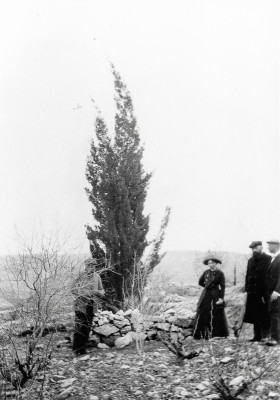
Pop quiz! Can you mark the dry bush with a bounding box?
[0,230,83,397]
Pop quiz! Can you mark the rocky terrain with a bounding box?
[1,284,280,399]
[2,332,280,400]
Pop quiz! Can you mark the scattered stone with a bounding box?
[79,355,90,361]
[97,343,109,349]
[93,324,119,337]
[196,383,206,390]
[173,317,194,328]
[220,356,233,364]
[57,386,76,399]
[112,318,130,329]
[60,377,77,388]
[98,316,109,326]
[229,376,245,387]
[154,322,171,331]
[115,332,133,348]
[52,375,66,381]
[120,325,132,334]
[102,335,120,347]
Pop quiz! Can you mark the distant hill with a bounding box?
[155,250,250,285]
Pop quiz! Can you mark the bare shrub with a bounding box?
[0,229,83,396]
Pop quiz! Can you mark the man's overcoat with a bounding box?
[243,252,271,324]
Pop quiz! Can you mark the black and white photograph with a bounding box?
[0,1,279,399]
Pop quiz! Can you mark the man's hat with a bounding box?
[85,257,97,266]
[249,241,262,249]
[267,239,280,245]
[203,254,222,265]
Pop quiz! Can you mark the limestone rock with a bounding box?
[79,355,90,361]
[120,325,132,334]
[170,325,181,332]
[60,377,77,388]
[115,332,133,348]
[98,316,109,326]
[154,322,170,331]
[93,323,119,337]
[57,386,76,399]
[220,356,233,364]
[182,328,193,337]
[112,318,130,329]
[102,334,120,347]
[97,343,109,349]
[229,376,244,386]
[173,317,194,328]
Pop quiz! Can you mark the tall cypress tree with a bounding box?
[85,66,152,305]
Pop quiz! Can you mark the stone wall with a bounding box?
[89,309,196,349]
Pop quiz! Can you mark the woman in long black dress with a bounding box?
[193,254,228,339]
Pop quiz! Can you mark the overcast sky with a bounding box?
[0,0,279,255]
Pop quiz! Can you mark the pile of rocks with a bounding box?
[88,308,196,349]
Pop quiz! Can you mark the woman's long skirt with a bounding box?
[193,289,228,339]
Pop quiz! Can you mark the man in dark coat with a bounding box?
[72,258,105,356]
[243,241,272,341]
[264,239,280,346]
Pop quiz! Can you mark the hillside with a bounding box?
[155,250,250,285]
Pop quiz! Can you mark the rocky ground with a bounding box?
[1,284,279,400]
[2,331,280,400]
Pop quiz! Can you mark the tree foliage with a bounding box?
[86,65,165,306]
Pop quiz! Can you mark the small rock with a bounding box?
[269,393,280,398]
[93,324,119,337]
[102,335,120,347]
[98,316,109,326]
[89,396,99,400]
[196,383,206,390]
[229,376,244,387]
[220,356,233,364]
[154,322,171,331]
[57,386,76,399]
[60,377,77,388]
[79,355,90,361]
[113,318,130,329]
[115,332,133,348]
[52,375,66,381]
[97,343,109,349]
[120,325,132,334]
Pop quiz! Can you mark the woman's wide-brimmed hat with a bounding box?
[203,254,222,265]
